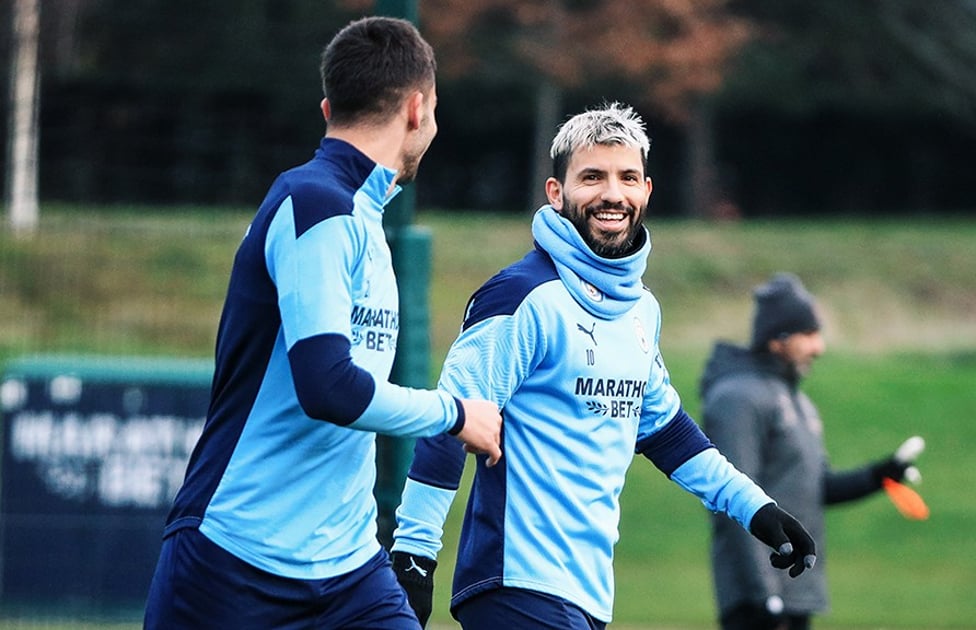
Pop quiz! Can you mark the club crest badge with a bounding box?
[581,279,603,302]
[633,316,650,353]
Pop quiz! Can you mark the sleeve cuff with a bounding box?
[447,396,465,435]
[391,477,458,559]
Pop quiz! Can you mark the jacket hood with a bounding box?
[698,341,795,398]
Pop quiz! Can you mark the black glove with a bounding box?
[749,503,817,578]
[870,456,911,485]
[391,551,436,627]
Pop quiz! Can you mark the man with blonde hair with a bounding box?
[390,103,816,629]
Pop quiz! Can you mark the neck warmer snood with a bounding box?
[531,205,650,319]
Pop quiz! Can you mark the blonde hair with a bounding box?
[549,102,650,180]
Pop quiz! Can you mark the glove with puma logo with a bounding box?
[391,550,437,627]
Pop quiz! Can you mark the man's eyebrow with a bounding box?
[576,166,606,176]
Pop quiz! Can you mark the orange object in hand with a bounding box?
[882,477,930,520]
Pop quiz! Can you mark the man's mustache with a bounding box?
[586,202,633,214]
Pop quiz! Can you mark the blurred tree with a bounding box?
[711,0,976,215]
[9,0,975,214]
[343,0,754,212]
[32,0,359,204]
[722,0,976,121]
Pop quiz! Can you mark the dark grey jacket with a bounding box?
[699,342,880,617]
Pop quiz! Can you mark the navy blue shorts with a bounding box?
[143,527,420,629]
[454,587,607,630]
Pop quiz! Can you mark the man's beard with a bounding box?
[398,113,434,185]
[397,154,419,185]
[563,198,646,258]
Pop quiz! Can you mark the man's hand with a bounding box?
[749,503,817,577]
[392,551,436,627]
[872,435,925,485]
[456,399,503,466]
[871,457,912,485]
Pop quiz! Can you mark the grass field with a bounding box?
[1,207,975,628]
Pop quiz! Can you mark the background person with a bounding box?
[143,16,501,629]
[388,103,816,630]
[700,272,921,630]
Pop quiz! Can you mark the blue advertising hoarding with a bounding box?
[0,355,211,613]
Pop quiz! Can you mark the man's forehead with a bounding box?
[568,143,644,172]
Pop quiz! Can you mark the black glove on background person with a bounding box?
[748,503,817,577]
[391,551,436,627]
[870,456,911,486]
[880,435,925,486]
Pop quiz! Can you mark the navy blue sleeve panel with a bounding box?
[246,139,375,241]
[637,408,715,477]
[288,333,376,426]
[461,247,558,331]
[406,432,468,491]
[208,219,280,411]
[170,299,277,529]
[166,206,281,529]
[823,465,878,504]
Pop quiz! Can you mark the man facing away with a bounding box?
[143,16,501,629]
[389,103,817,629]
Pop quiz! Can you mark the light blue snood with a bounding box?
[531,205,650,319]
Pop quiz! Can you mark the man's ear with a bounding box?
[320,98,331,122]
[545,178,563,208]
[405,90,424,131]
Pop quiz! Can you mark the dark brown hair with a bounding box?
[320,17,436,127]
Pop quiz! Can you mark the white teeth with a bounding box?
[594,212,624,220]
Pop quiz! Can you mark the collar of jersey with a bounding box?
[317,137,401,210]
[532,205,649,319]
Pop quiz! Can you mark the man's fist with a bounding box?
[749,503,817,578]
[456,398,503,467]
[392,551,436,627]
[873,435,926,486]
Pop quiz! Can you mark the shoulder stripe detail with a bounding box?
[269,140,376,239]
[462,247,558,330]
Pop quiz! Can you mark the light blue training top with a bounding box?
[393,206,772,622]
[164,138,462,579]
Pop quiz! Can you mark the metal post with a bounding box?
[372,0,430,549]
[6,0,41,236]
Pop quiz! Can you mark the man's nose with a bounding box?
[812,332,826,356]
[601,178,626,203]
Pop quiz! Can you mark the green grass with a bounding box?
[424,352,976,630]
[4,207,975,363]
[2,207,975,628]
[421,212,976,629]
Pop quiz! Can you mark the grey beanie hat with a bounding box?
[751,272,821,350]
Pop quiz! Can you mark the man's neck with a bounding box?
[326,125,404,174]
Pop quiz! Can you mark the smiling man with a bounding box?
[389,103,818,629]
[548,122,650,259]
